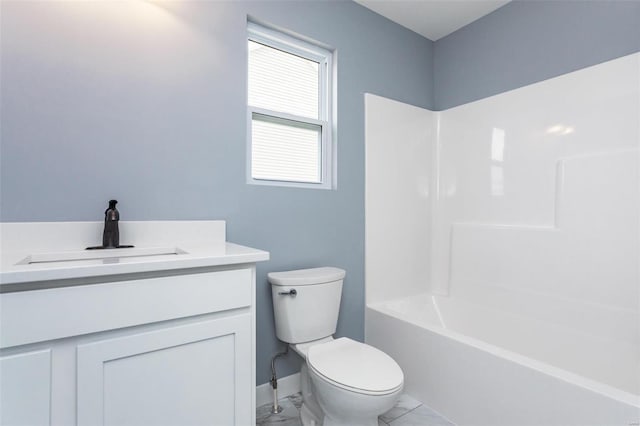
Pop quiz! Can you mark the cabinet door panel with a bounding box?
[77,315,251,426]
[0,349,51,426]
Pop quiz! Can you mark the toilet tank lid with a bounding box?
[268,267,346,286]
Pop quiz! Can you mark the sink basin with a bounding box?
[17,247,188,265]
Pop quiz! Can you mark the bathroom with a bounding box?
[0,1,638,425]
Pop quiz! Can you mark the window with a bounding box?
[247,22,334,188]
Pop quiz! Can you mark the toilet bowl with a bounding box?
[268,267,404,426]
[306,337,403,426]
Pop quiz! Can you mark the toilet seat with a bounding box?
[307,337,404,396]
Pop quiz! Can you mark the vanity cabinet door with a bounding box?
[77,314,251,426]
[0,349,52,426]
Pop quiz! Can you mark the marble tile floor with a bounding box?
[256,393,455,426]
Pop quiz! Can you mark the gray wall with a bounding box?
[0,1,433,384]
[434,0,640,110]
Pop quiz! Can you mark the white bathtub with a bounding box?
[365,294,640,426]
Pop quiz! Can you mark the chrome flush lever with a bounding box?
[278,289,297,297]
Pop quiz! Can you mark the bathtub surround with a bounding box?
[365,53,640,424]
[365,97,435,305]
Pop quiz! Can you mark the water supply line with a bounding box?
[269,344,289,414]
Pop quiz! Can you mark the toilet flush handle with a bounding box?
[278,289,297,297]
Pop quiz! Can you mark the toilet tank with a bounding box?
[268,267,346,343]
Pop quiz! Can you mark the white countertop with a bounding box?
[0,221,269,287]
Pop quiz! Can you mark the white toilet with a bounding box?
[268,267,403,426]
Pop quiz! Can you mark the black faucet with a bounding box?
[103,199,120,248]
[86,200,134,250]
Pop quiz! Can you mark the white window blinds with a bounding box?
[247,23,333,189]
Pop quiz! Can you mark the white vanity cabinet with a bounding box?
[1,267,257,426]
[0,221,268,426]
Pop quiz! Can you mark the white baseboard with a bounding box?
[256,372,301,408]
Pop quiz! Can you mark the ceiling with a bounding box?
[354,0,511,41]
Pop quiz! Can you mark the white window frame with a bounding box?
[247,22,334,189]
